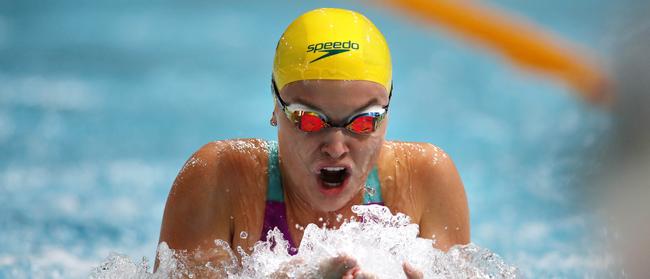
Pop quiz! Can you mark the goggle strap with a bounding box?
[271,77,288,108]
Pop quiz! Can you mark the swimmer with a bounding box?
[157,8,469,278]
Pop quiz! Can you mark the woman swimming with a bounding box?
[157,8,469,278]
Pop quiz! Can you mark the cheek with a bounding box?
[277,124,319,172]
[351,133,385,174]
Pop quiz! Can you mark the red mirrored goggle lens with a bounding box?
[347,115,376,134]
[298,112,327,132]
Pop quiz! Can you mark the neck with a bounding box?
[284,190,363,230]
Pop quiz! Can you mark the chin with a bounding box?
[312,202,346,214]
[312,181,360,213]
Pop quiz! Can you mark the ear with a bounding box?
[270,110,278,127]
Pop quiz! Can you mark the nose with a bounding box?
[320,129,349,160]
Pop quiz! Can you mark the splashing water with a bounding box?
[91,205,520,278]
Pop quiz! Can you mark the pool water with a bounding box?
[0,0,636,277]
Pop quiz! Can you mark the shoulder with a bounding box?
[382,141,469,249]
[159,139,269,249]
[172,139,268,188]
[195,138,270,166]
[380,141,461,204]
[172,138,270,204]
[400,142,457,186]
[382,141,456,181]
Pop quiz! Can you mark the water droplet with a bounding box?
[455,226,460,231]
[295,224,300,229]
[336,214,343,222]
[229,216,234,220]
[239,231,248,239]
[364,186,376,196]
[225,188,230,193]
[318,217,324,222]
[444,226,448,230]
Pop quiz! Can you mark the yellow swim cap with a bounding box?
[273,8,392,94]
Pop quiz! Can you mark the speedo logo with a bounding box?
[307,41,359,63]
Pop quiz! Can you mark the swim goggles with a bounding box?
[271,79,391,134]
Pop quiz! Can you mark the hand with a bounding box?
[318,253,359,279]
[402,262,424,279]
[350,262,423,279]
[342,269,377,279]
[318,255,423,279]
[271,254,360,279]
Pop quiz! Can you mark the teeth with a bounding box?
[324,182,342,187]
[323,167,345,172]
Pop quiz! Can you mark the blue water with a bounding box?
[0,0,636,277]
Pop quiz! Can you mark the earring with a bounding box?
[270,117,277,127]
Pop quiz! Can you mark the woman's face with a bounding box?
[275,79,390,212]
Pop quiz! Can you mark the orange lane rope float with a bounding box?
[380,0,612,105]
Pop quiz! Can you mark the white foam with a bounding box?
[107,160,167,190]
[91,205,519,278]
[516,222,550,244]
[30,247,97,279]
[0,256,16,266]
[0,75,100,111]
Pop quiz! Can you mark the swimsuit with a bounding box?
[260,141,384,255]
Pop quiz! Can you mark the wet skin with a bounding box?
[157,80,470,277]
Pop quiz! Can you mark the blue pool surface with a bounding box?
[0,0,638,277]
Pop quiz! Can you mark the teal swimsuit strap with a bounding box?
[266,141,284,202]
[266,140,383,204]
[363,167,383,204]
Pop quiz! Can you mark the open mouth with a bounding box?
[319,167,349,188]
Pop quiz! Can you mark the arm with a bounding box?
[413,143,470,251]
[155,141,236,274]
